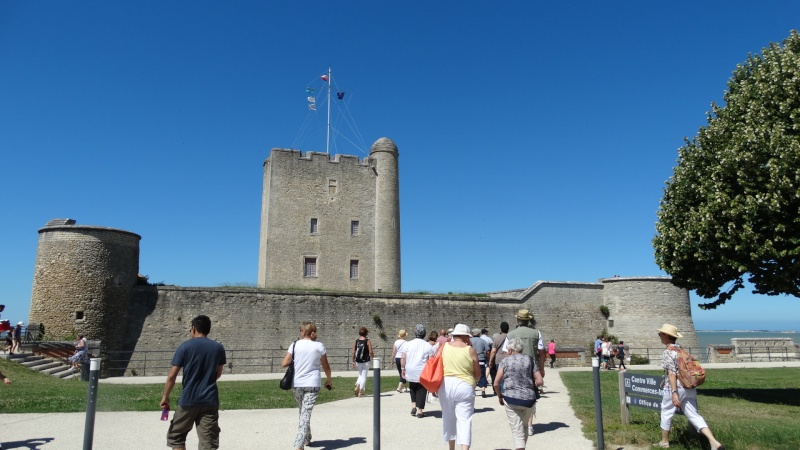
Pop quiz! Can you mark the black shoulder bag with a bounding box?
[280,341,296,390]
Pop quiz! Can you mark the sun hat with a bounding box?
[397,329,407,338]
[656,323,683,338]
[515,309,533,320]
[451,324,471,336]
[17,321,23,326]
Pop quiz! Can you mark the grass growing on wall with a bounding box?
[561,368,800,449]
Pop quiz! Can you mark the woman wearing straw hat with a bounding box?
[391,329,409,393]
[656,324,724,450]
[438,323,482,450]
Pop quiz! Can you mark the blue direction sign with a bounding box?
[625,394,662,411]
[623,373,663,398]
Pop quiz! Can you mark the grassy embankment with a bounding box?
[0,359,402,413]
[561,367,800,450]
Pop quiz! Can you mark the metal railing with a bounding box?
[105,346,399,377]
[624,346,799,364]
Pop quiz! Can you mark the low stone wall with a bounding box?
[706,344,737,363]
[731,338,797,362]
[551,346,587,368]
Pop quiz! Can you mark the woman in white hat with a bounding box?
[656,324,724,450]
[438,323,481,450]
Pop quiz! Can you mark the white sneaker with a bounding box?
[528,425,535,436]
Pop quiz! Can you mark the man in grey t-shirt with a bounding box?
[161,315,226,450]
[470,328,490,398]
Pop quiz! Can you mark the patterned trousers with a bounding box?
[293,386,320,448]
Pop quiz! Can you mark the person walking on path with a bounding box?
[656,324,724,450]
[469,328,490,398]
[283,322,333,450]
[391,330,409,393]
[401,324,435,418]
[489,321,509,395]
[438,323,481,450]
[160,315,227,450]
[351,327,373,397]
[616,341,627,371]
[507,310,545,436]
[547,339,556,369]
[493,337,543,450]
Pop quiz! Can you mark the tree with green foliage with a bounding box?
[654,30,800,309]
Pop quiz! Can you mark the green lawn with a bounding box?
[0,359,402,413]
[561,367,800,450]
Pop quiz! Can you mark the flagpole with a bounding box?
[326,66,331,155]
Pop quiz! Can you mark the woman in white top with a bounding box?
[282,322,333,450]
[390,329,409,392]
[401,324,434,418]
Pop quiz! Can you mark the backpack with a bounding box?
[354,338,370,363]
[668,344,705,388]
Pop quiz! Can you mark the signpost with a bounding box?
[619,371,663,424]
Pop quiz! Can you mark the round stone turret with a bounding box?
[370,137,401,292]
[601,277,698,352]
[29,219,140,355]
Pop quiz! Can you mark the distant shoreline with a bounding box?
[697,330,799,333]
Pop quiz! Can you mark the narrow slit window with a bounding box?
[351,220,359,236]
[304,257,317,277]
[310,218,318,234]
[350,260,359,279]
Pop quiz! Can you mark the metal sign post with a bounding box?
[372,357,381,450]
[83,358,101,450]
[592,356,605,450]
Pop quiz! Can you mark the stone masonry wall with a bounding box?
[259,149,379,291]
[113,281,689,375]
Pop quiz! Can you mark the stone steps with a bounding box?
[3,352,79,379]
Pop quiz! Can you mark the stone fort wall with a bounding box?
[113,278,697,374]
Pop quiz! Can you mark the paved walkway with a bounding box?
[5,361,796,449]
[0,368,594,450]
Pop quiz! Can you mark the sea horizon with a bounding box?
[697,329,800,333]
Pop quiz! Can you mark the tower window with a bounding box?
[329,179,337,195]
[310,218,318,234]
[350,260,359,279]
[304,257,317,277]
[351,220,359,236]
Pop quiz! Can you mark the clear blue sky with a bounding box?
[2,2,799,331]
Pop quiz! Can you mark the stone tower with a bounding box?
[601,276,699,351]
[28,219,140,354]
[257,137,401,292]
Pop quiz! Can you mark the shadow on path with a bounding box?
[2,437,55,449]
[307,436,367,449]
[533,421,570,434]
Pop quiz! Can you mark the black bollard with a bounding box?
[372,357,381,450]
[83,358,101,450]
[592,356,605,450]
